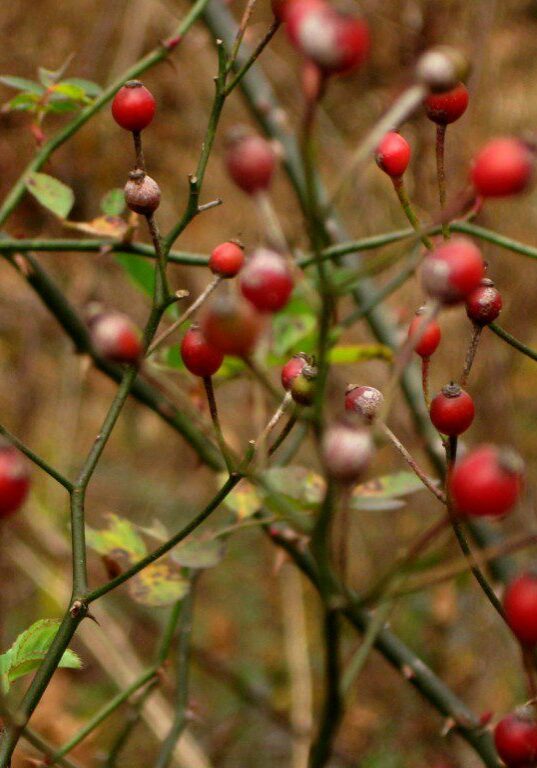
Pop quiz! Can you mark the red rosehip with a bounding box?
[345,385,384,423]
[271,0,303,21]
[465,278,502,326]
[287,3,370,75]
[225,128,276,195]
[89,311,143,364]
[449,444,524,518]
[424,82,469,125]
[322,421,373,483]
[209,241,245,278]
[494,710,537,768]
[201,293,264,357]
[290,363,317,405]
[429,383,475,436]
[375,132,411,178]
[124,170,161,215]
[503,573,537,647]
[471,138,534,197]
[180,325,224,378]
[111,80,156,132]
[0,444,30,519]
[421,237,485,304]
[407,308,441,358]
[281,353,310,391]
[240,248,293,313]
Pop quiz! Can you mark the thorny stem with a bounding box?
[223,18,281,96]
[146,212,169,304]
[461,323,483,387]
[435,125,450,239]
[227,0,257,71]
[203,376,235,474]
[269,411,299,457]
[0,422,73,492]
[392,177,433,250]
[379,422,445,504]
[421,357,432,410]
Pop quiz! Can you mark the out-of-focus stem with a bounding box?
[461,323,483,387]
[392,177,433,250]
[435,125,450,239]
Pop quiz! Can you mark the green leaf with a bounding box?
[46,98,80,114]
[172,538,225,569]
[100,188,126,216]
[272,312,316,357]
[128,564,189,607]
[0,76,44,94]
[61,78,103,97]
[26,172,74,219]
[328,344,393,364]
[0,651,12,694]
[219,476,262,520]
[115,254,155,297]
[353,471,432,500]
[264,466,325,506]
[86,513,147,564]
[3,92,39,112]
[52,82,87,100]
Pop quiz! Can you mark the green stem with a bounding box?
[203,376,235,474]
[0,422,73,491]
[489,322,537,363]
[392,177,433,250]
[223,19,281,96]
[340,600,393,695]
[435,125,450,239]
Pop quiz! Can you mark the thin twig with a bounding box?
[203,376,235,474]
[461,323,482,386]
[435,125,450,239]
[379,422,445,503]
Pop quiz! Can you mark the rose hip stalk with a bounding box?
[461,277,503,385]
[407,307,442,408]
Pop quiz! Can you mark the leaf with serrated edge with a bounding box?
[26,172,74,219]
[86,513,147,564]
[3,620,81,688]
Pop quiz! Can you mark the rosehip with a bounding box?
[322,421,373,484]
[465,278,502,326]
[424,82,469,125]
[111,80,156,132]
[225,128,276,195]
[201,293,263,357]
[180,325,224,378]
[124,170,161,215]
[421,237,485,304]
[449,444,524,517]
[503,573,537,647]
[290,363,317,405]
[281,353,311,391]
[209,241,245,278]
[0,444,30,519]
[240,248,293,313]
[407,308,441,358]
[88,310,143,364]
[429,383,475,436]
[494,709,537,768]
[471,138,534,197]
[375,132,411,178]
[286,3,370,75]
[345,385,384,423]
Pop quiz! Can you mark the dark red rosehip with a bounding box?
[345,385,384,423]
[124,170,161,215]
[0,444,30,519]
[201,293,264,357]
[240,248,293,313]
[429,383,475,436]
[465,278,502,326]
[449,444,524,518]
[290,363,317,405]
[407,308,442,358]
[322,421,373,483]
[89,311,143,364]
[494,709,537,768]
[180,325,224,378]
[281,353,311,391]
[503,573,537,647]
[424,82,469,125]
[471,138,534,197]
[111,80,156,132]
[225,128,276,195]
[209,241,245,278]
[272,0,304,21]
[421,237,485,304]
[287,3,370,75]
[375,132,411,178]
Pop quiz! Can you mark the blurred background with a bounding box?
[1,0,537,766]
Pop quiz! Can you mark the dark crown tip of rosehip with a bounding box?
[415,46,470,92]
[125,79,143,88]
[441,382,462,398]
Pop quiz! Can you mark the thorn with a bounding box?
[401,664,415,680]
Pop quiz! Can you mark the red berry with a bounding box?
[180,325,224,378]
[503,573,537,647]
[124,170,161,215]
[494,710,537,767]
[407,309,441,358]
[449,444,524,518]
[281,353,310,391]
[345,385,384,422]
[0,444,30,519]
[287,3,370,75]
[201,293,264,357]
[111,80,156,132]
[424,82,469,125]
[465,278,503,326]
[209,242,245,278]
[240,248,293,313]
[471,138,534,197]
[89,311,143,364]
[271,0,303,21]
[421,237,485,304]
[322,421,373,483]
[225,129,276,195]
[375,132,411,178]
[290,364,317,405]
[429,383,475,436]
